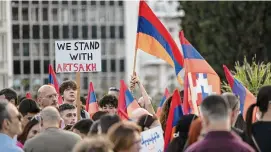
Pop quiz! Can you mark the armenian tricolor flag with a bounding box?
[48,64,62,104]
[118,80,140,120]
[136,1,184,84]
[164,89,183,151]
[179,31,221,115]
[223,65,256,120]
[86,82,99,117]
[156,88,170,118]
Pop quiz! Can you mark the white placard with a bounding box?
[140,126,164,152]
[55,40,101,73]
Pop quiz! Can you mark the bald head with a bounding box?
[37,85,58,109]
[38,85,56,97]
[41,106,61,127]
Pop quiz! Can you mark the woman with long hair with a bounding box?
[246,85,271,152]
[17,115,41,146]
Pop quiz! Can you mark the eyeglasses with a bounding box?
[44,94,59,99]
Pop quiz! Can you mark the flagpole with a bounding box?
[76,72,81,121]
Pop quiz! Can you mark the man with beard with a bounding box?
[59,80,90,119]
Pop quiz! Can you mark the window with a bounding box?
[23,78,30,91]
[53,26,59,39]
[13,43,20,56]
[13,61,21,75]
[72,1,77,5]
[120,59,125,72]
[61,8,69,23]
[52,1,58,4]
[81,1,87,5]
[32,1,39,4]
[110,26,115,38]
[43,8,48,21]
[43,25,49,39]
[83,77,88,89]
[109,1,114,5]
[43,43,49,56]
[31,8,39,21]
[22,8,28,20]
[63,26,69,39]
[102,59,107,72]
[12,25,20,39]
[100,1,105,5]
[118,1,123,6]
[12,7,18,20]
[90,1,96,5]
[111,59,116,72]
[23,43,29,56]
[101,42,106,55]
[119,26,124,39]
[33,25,40,39]
[101,26,106,39]
[34,60,40,74]
[82,26,88,39]
[44,78,49,84]
[91,26,97,38]
[52,8,58,21]
[42,1,49,4]
[23,25,30,39]
[81,9,86,21]
[22,1,29,4]
[32,43,40,56]
[44,60,49,73]
[62,1,68,4]
[71,9,77,21]
[23,61,30,74]
[72,26,78,38]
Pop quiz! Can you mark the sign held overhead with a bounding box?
[55,40,101,73]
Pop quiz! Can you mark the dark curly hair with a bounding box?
[98,95,118,108]
[59,80,77,95]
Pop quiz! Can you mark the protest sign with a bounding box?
[140,126,164,152]
[55,40,101,73]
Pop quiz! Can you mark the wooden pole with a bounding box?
[76,72,81,121]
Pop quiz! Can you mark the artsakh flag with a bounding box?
[48,64,62,104]
[86,82,99,117]
[179,31,221,115]
[223,65,256,120]
[136,1,184,84]
[118,80,140,120]
[156,88,170,118]
[164,89,183,151]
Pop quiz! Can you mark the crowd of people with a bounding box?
[0,74,271,152]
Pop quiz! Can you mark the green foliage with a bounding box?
[179,1,271,78]
[222,56,271,95]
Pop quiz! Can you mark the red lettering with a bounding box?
[86,64,91,72]
[57,64,62,72]
[67,63,72,71]
[79,64,85,71]
[92,63,96,71]
[74,63,78,72]
[63,63,68,72]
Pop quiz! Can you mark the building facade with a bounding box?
[0,1,13,89]
[11,0,125,97]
